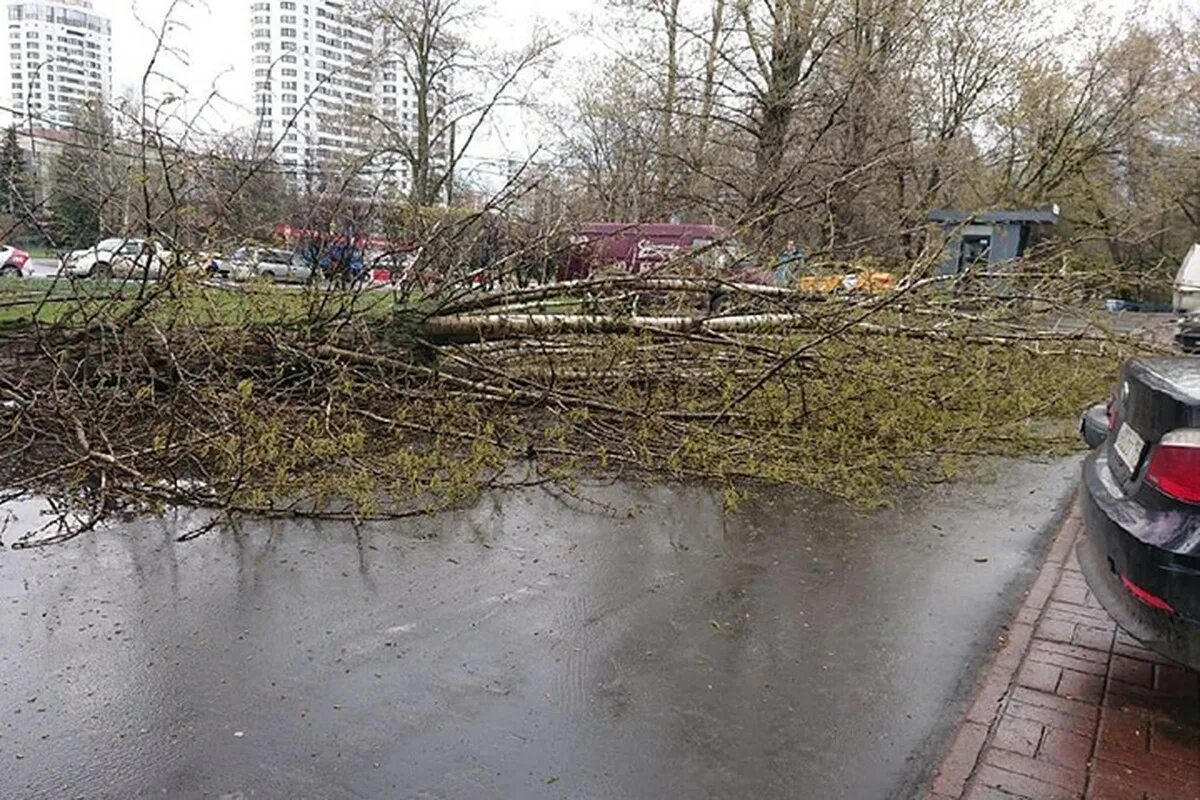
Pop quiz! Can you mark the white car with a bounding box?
[222,247,313,284]
[61,238,174,279]
[59,238,122,277]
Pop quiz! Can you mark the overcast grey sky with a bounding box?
[98,1,594,146]
[0,0,596,170]
[2,0,1153,174]
[61,0,599,183]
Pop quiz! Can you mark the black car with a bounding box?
[1079,357,1200,670]
[1177,313,1200,353]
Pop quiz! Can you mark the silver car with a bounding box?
[222,247,313,284]
[255,248,313,283]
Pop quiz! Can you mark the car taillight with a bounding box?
[1146,429,1200,504]
[1119,574,1176,613]
[11,250,28,266]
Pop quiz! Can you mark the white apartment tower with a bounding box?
[251,0,417,195]
[7,0,112,129]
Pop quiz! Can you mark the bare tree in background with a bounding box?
[565,60,663,219]
[366,0,558,206]
[564,0,1199,268]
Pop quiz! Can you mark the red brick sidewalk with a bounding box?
[928,506,1200,800]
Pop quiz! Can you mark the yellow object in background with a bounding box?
[797,270,895,295]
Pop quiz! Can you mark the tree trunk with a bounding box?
[656,0,681,214]
[693,0,727,202]
[747,0,819,240]
[420,311,816,344]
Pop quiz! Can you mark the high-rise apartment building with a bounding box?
[251,0,421,196]
[7,0,113,129]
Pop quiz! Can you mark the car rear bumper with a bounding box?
[1079,453,1200,669]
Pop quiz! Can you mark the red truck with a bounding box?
[562,222,742,280]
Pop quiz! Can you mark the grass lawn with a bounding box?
[0,277,402,331]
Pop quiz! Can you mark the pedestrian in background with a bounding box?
[774,239,805,286]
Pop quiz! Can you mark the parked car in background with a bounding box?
[0,244,30,277]
[220,247,312,284]
[257,249,313,284]
[60,238,125,277]
[563,222,741,281]
[60,238,173,279]
[1078,357,1200,670]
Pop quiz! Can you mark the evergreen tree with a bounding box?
[0,126,33,217]
[47,103,114,246]
[48,139,101,246]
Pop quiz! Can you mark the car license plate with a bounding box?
[1114,422,1145,472]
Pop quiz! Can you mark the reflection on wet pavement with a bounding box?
[1,461,1076,799]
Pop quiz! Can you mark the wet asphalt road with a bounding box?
[0,461,1077,800]
[24,258,58,277]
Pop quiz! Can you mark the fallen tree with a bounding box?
[0,255,1156,548]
